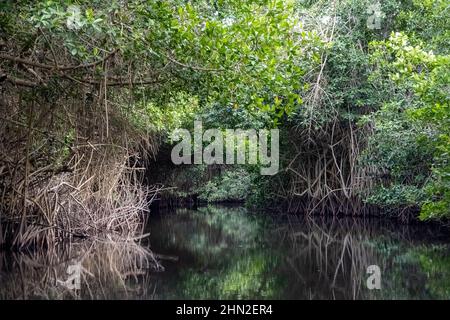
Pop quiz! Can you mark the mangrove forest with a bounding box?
[0,0,449,300]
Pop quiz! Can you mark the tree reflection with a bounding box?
[1,206,449,299]
[149,206,450,299]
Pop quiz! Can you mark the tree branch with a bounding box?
[0,49,118,71]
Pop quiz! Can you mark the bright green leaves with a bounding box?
[369,30,450,219]
[125,92,198,135]
[9,0,324,130]
[160,0,321,126]
[395,0,450,55]
[27,1,107,57]
[199,168,252,202]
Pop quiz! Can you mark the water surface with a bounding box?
[148,206,450,299]
[1,205,450,299]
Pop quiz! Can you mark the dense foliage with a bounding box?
[0,0,449,245]
[364,0,449,219]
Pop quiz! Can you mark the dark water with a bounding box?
[1,205,450,299]
[148,206,450,299]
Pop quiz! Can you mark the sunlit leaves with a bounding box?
[369,29,450,219]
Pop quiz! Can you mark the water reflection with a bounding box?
[1,205,450,299]
[148,206,450,300]
[0,241,160,299]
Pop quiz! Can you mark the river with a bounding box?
[1,205,450,299]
